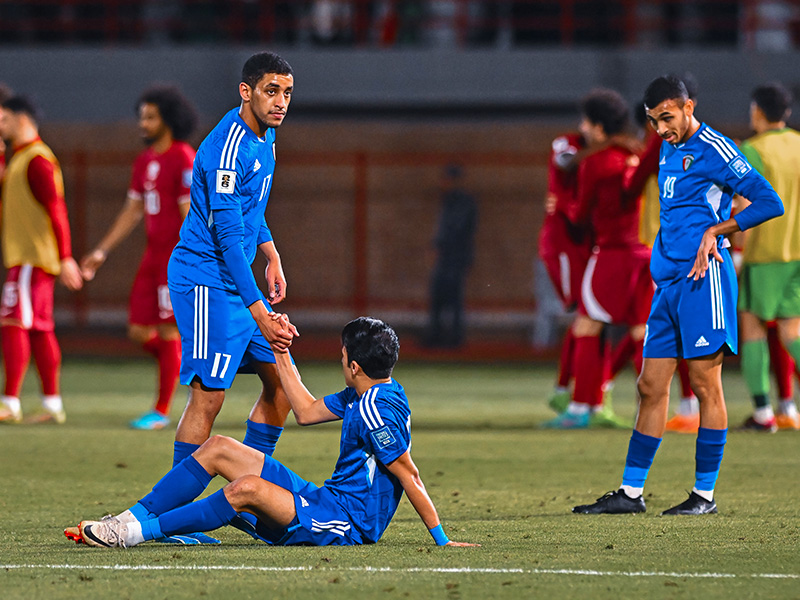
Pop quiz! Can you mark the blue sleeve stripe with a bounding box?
[358,388,385,430]
[219,123,245,170]
[698,131,735,162]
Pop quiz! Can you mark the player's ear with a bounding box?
[349,360,361,378]
[239,82,252,103]
[684,98,694,118]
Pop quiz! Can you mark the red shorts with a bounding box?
[578,246,654,326]
[0,265,56,331]
[129,248,175,326]
[539,215,591,309]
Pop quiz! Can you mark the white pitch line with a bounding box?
[0,565,798,579]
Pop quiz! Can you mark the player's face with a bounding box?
[138,103,168,145]
[578,117,606,146]
[242,73,293,131]
[645,98,694,145]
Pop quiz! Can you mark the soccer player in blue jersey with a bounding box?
[161,52,299,544]
[573,75,784,516]
[67,317,478,549]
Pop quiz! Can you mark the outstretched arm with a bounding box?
[272,342,341,426]
[80,196,144,280]
[385,450,479,547]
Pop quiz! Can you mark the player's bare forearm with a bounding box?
[272,348,338,425]
[81,198,143,279]
[259,241,287,304]
[386,452,480,547]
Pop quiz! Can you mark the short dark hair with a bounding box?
[2,95,41,124]
[241,52,293,89]
[137,85,198,141]
[581,88,629,136]
[341,317,399,380]
[643,75,688,111]
[752,82,792,123]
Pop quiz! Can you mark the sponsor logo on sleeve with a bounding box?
[182,169,193,188]
[728,157,752,179]
[216,169,236,194]
[370,426,396,449]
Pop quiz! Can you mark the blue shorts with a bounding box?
[170,284,284,389]
[643,258,738,359]
[253,456,362,546]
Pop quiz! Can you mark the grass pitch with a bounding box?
[1,358,798,599]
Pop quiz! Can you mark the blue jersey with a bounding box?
[323,380,411,543]
[651,123,783,286]
[169,108,276,306]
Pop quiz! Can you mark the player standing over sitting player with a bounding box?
[80,86,198,430]
[573,75,783,516]
[543,89,650,429]
[67,317,478,550]
[737,82,800,432]
[0,95,83,424]
[538,130,591,412]
[156,52,298,544]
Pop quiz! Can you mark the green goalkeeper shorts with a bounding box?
[738,261,800,320]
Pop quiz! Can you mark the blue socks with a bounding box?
[143,489,238,540]
[621,429,662,496]
[138,456,213,517]
[694,427,727,495]
[173,441,200,468]
[243,420,283,457]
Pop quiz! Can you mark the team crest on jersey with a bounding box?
[728,156,752,179]
[682,155,694,171]
[216,169,236,194]
[370,426,396,449]
[146,161,160,181]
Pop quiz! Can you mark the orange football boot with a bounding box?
[664,412,700,434]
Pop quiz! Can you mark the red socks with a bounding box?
[557,328,576,388]
[154,338,181,416]
[29,330,61,395]
[2,326,31,397]
[767,324,795,400]
[573,334,607,407]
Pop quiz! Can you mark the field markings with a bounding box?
[1,564,798,580]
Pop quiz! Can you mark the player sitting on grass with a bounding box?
[65,316,478,549]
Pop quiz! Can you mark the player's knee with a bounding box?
[199,435,237,460]
[224,475,264,509]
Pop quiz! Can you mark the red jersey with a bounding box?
[570,144,643,249]
[539,133,589,252]
[128,140,195,253]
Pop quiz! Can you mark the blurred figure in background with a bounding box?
[737,82,800,432]
[543,88,648,429]
[0,95,83,424]
[0,84,11,180]
[80,85,198,430]
[537,130,590,411]
[424,164,478,348]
